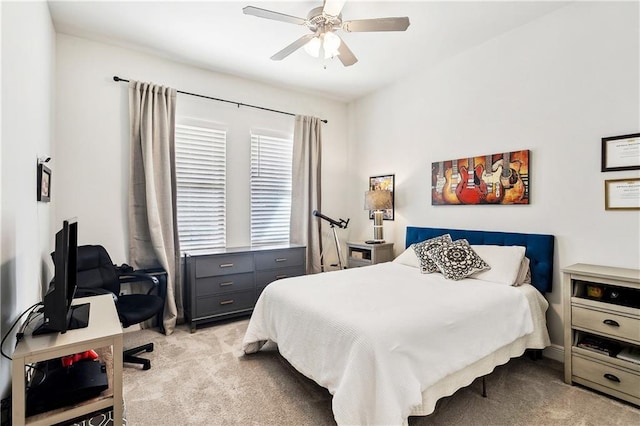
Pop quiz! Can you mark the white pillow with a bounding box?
[470,245,526,286]
[514,257,532,286]
[393,244,420,268]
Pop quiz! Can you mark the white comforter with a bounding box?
[242,262,535,426]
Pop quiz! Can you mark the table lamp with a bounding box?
[364,190,392,243]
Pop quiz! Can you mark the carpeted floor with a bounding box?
[122,318,640,425]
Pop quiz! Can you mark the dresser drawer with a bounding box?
[572,306,640,343]
[256,266,305,289]
[195,253,253,277]
[573,355,640,398]
[255,248,305,270]
[195,272,254,297]
[196,290,255,317]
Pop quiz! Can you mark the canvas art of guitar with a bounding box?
[481,154,504,204]
[432,161,446,204]
[456,157,487,204]
[432,149,529,205]
[442,159,462,204]
[499,151,526,204]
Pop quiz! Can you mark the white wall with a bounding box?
[55,34,349,264]
[0,0,56,398]
[346,1,640,348]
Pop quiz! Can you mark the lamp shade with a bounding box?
[322,31,341,58]
[304,36,321,58]
[364,190,392,210]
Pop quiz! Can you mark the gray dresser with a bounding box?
[184,244,305,332]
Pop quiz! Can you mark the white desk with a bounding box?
[12,295,124,426]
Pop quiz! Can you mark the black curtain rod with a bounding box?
[113,76,328,124]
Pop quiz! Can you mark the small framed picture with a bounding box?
[37,163,51,202]
[601,133,640,172]
[605,178,640,210]
[368,174,394,220]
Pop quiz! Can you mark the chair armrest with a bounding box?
[119,271,160,295]
[75,287,118,302]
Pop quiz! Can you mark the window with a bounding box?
[175,124,226,251]
[250,132,293,246]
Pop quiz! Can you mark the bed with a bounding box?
[242,226,554,425]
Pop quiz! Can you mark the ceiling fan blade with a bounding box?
[337,38,358,67]
[322,0,347,17]
[271,34,316,61]
[243,6,307,26]
[343,17,410,32]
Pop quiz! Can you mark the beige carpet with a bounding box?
[122,318,640,425]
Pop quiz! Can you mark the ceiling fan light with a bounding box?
[304,36,321,58]
[323,31,341,58]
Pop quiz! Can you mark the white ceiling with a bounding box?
[48,1,570,102]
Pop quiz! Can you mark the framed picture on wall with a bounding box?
[605,178,640,210]
[369,174,394,220]
[431,150,530,205]
[37,163,51,202]
[601,133,640,172]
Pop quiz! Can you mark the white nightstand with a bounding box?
[346,242,394,268]
[562,263,639,406]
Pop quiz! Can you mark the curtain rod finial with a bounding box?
[113,76,121,82]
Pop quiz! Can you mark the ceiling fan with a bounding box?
[243,0,410,67]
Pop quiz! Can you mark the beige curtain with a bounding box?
[290,115,323,274]
[128,81,181,335]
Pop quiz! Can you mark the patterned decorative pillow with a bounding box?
[412,234,453,274]
[427,239,491,280]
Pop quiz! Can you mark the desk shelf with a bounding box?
[12,295,124,426]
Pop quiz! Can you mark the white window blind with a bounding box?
[175,124,226,251]
[250,132,293,246]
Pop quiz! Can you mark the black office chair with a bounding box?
[73,245,165,370]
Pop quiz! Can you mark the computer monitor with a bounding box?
[33,218,89,335]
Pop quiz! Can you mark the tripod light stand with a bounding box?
[312,210,349,271]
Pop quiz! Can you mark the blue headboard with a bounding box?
[405,226,554,293]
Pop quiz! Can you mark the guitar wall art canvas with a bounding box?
[431,150,530,205]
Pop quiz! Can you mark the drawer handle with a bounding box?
[275,258,287,262]
[219,263,234,268]
[275,274,288,279]
[219,300,234,305]
[603,373,620,383]
[603,319,620,327]
[219,281,233,287]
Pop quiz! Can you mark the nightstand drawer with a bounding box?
[348,258,372,268]
[255,248,305,270]
[195,253,253,277]
[573,355,640,398]
[572,306,640,343]
[195,272,254,297]
[196,290,255,317]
